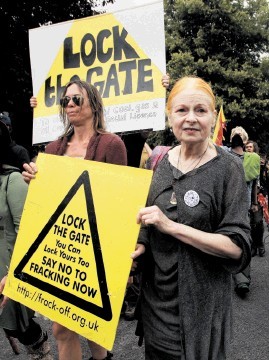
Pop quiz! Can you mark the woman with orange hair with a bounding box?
[132,76,251,359]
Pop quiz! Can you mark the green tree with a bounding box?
[154,0,269,153]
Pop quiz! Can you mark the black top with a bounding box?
[6,141,31,172]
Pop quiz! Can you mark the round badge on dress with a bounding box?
[184,190,200,207]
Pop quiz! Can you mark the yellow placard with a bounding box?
[29,1,166,143]
[4,153,152,350]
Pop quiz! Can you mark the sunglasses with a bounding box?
[60,95,84,108]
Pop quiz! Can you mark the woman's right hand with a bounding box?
[22,162,38,183]
[30,96,37,108]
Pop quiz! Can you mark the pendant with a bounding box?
[184,190,199,207]
[170,191,177,205]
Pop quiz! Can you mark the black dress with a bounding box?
[138,146,251,360]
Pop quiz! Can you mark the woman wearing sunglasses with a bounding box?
[24,80,127,360]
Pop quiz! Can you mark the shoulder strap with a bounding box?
[2,168,20,192]
[146,146,171,171]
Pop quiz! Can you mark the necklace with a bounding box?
[169,142,209,205]
[177,142,209,174]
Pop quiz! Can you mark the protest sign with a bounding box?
[4,153,152,349]
[29,1,166,144]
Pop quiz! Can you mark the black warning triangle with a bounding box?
[14,170,112,321]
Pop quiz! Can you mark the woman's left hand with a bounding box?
[161,74,170,89]
[137,205,173,234]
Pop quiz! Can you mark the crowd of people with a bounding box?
[0,120,53,359]
[0,73,268,360]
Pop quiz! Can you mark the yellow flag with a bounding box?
[212,105,226,146]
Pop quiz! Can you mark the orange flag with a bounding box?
[212,105,226,146]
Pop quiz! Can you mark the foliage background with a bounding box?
[1,0,269,156]
[149,0,269,154]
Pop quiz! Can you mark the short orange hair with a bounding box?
[166,76,216,115]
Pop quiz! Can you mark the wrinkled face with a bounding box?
[245,143,254,153]
[63,84,93,126]
[169,89,216,145]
